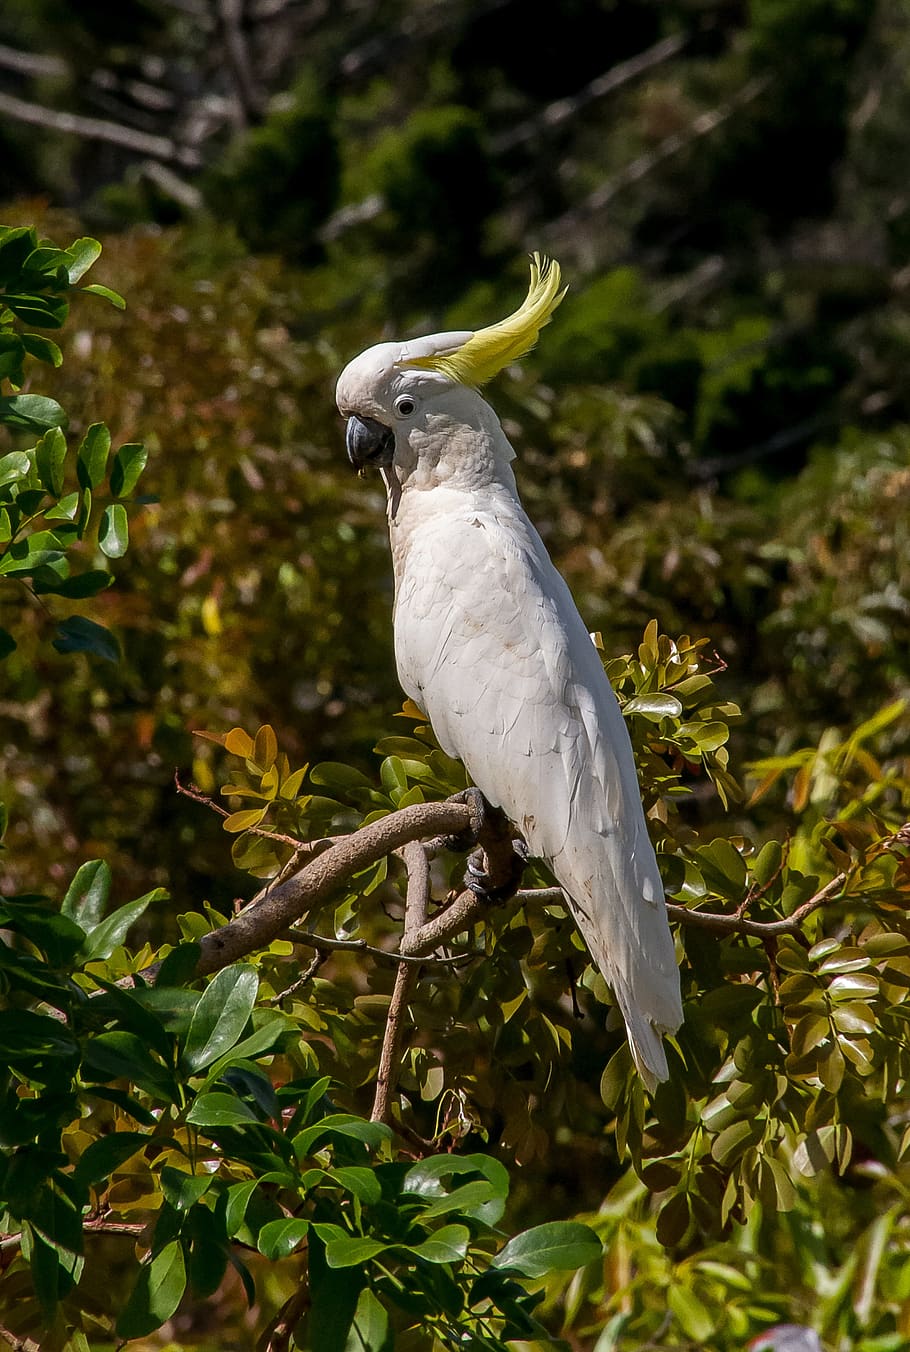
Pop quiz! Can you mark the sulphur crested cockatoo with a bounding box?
[335,256,682,1087]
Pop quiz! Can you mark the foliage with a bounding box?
[2,1,910,1341]
[0,224,147,664]
[0,885,602,1349]
[3,613,909,1347]
[202,77,341,260]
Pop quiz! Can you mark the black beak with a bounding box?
[346,414,395,472]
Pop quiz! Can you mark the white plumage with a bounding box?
[336,259,682,1087]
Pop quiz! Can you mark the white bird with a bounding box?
[335,256,682,1088]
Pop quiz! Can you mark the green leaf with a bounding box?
[21,333,63,367]
[224,1180,259,1237]
[160,1167,214,1212]
[668,1284,715,1342]
[183,964,259,1072]
[416,1179,496,1221]
[752,839,783,888]
[53,616,120,662]
[0,394,66,431]
[710,1119,761,1167]
[187,1204,228,1298]
[34,427,67,495]
[65,237,102,283]
[73,1132,148,1188]
[77,423,111,489]
[82,1031,177,1101]
[0,450,31,487]
[327,1166,382,1206]
[0,895,87,966]
[0,1009,79,1067]
[0,334,24,383]
[323,1235,389,1269]
[410,1223,470,1264]
[348,1287,389,1352]
[116,1240,187,1338]
[81,282,126,309]
[2,292,68,327]
[185,1092,259,1126]
[80,888,164,961]
[44,490,80,521]
[696,838,748,899]
[308,1233,364,1352]
[29,1229,80,1320]
[62,859,112,927]
[98,502,129,558]
[294,1114,392,1157]
[110,442,148,497]
[156,942,201,986]
[624,692,684,720]
[33,568,113,599]
[492,1221,602,1277]
[257,1217,310,1260]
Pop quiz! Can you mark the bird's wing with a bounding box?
[393,501,682,1086]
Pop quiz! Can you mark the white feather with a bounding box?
[336,339,684,1088]
[391,487,682,1088]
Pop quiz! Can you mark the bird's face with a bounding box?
[335,336,504,497]
[335,341,435,475]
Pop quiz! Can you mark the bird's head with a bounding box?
[335,255,566,502]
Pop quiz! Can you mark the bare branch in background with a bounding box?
[494,32,689,154]
[0,43,67,79]
[215,0,266,125]
[548,75,771,243]
[0,90,201,168]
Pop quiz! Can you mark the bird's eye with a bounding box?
[394,395,416,418]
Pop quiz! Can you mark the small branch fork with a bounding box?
[150,790,909,1121]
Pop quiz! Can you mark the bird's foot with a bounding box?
[437,787,488,854]
[464,840,527,904]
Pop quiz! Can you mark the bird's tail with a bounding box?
[550,847,683,1090]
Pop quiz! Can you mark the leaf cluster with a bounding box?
[0,223,147,663]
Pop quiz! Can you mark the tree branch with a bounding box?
[0,90,201,167]
[494,32,689,153]
[189,800,473,976]
[371,841,430,1123]
[548,75,770,240]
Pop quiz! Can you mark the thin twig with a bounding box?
[667,872,852,937]
[494,32,688,153]
[372,841,432,1123]
[548,75,770,238]
[279,927,469,967]
[0,43,67,78]
[268,950,326,1004]
[174,773,313,852]
[262,1282,311,1352]
[0,1327,40,1352]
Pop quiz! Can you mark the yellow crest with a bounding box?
[401,254,566,387]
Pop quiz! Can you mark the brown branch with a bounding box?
[665,873,846,937]
[262,1281,311,1352]
[372,841,432,1124]
[0,1219,145,1252]
[174,773,316,853]
[0,90,200,167]
[186,800,473,977]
